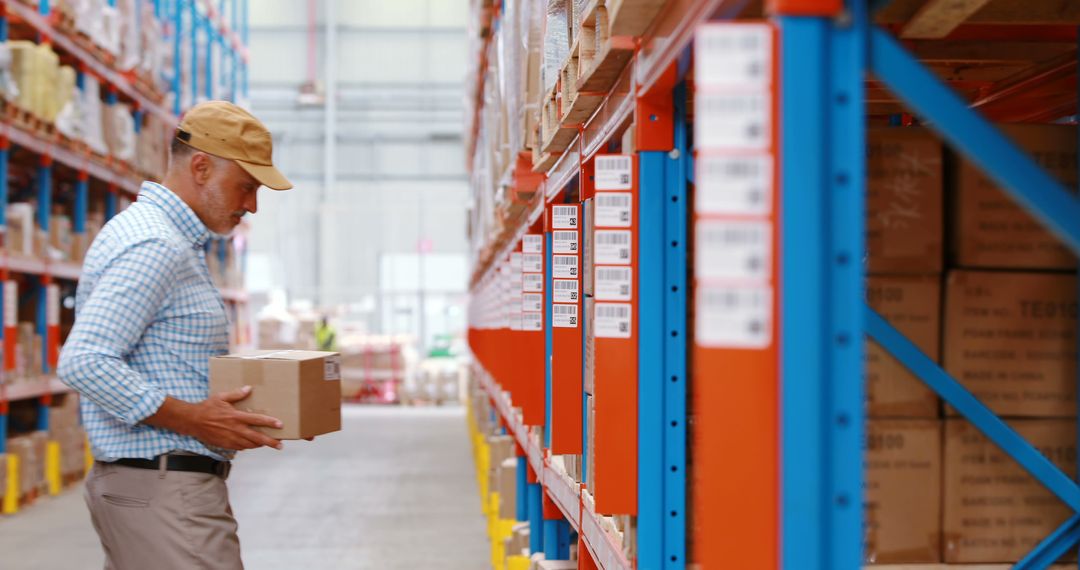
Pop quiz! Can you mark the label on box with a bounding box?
[324,355,341,381]
[523,234,543,254]
[595,192,632,227]
[695,92,771,151]
[595,154,633,190]
[697,154,773,216]
[552,205,579,229]
[4,281,15,328]
[695,220,771,281]
[522,293,543,312]
[695,24,772,89]
[594,230,632,265]
[594,302,632,338]
[522,253,544,273]
[553,255,579,278]
[553,230,579,254]
[595,266,632,301]
[522,273,544,292]
[553,303,579,328]
[696,284,772,348]
[522,312,543,331]
[553,279,579,303]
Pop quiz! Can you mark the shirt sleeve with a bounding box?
[57,238,182,425]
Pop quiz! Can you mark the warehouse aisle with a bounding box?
[0,405,487,570]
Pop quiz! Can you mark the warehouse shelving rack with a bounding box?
[468,0,1080,568]
[0,0,249,514]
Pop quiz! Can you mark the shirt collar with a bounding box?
[137,182,212,248]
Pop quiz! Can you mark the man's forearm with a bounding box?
[143,397,195,435]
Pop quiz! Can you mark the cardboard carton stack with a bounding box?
[7,431,47,497]
[865,124,1079,565]
[49,394,87,478]
[938,124,1078,564]
[863,128,944,565]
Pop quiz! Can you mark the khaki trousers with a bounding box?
[84,461,243,570]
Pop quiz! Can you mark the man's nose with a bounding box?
[245,192,258,214]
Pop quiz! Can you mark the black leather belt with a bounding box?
[111,454,231,478]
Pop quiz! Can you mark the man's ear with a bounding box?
[190,152,212,185]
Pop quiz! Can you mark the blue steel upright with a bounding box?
[543,518,570,560]
[528,480,543,553]
[779,2,868,568]
[637,79,689,570]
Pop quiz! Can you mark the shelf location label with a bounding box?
[595,154,633,191]
[594,302,632,339]
[553,279,579,303]
[552,206,579,230]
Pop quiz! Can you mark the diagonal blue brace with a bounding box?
[1014,513,1080,570]
[868,27,1080,255]
[864,306,1080,512]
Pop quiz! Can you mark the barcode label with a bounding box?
[522,253,544,273]
[553,230,579,254]
[522,293,543,313]
[552,205,579,229]
[595,192,632,227]
[695,24,772,89]
[695,220,772,281]
[3,281,15,328]
[522,273,544,292]
[696,154,773,216]
[553,303,579,328]
[696,284,772,348]
[595,266,632,301]
[595,154,633,190]
[522,312,543,331]
[510,252,523,269]
[553,279,579,303]
[594,230,632,265]
[523,234,543,254]
[553,255,579,278]
[594,302,632,338]
[695,92,771,151]
[324,356,341,381]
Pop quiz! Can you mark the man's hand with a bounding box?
[145,386,284,451]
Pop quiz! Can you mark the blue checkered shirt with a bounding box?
[58,182,232,461]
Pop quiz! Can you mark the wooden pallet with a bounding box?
[576,2,636,94]
[540,83,577,155]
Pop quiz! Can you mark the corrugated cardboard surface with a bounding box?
[866,128,944,273]
[498,457,518,520]
[943,418,1076,563]
[952,124,1078,270]
[865,275,941,417]
[943,271,1077,417]
[209,350,342,440]
[864,419,942,564]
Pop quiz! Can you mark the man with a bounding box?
[315,316,337,351]
[58,101,292,569]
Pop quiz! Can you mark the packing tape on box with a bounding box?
[240,350,300,360]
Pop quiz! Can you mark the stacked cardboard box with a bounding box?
[863,128,945,564]
[7,431,47,496]
[938,124,1078,564]
[49,394,86,478]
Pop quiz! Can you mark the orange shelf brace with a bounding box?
[590,151,639,516]
[690,22,781,569]
[547,200,583,454]
[520,224,547,426]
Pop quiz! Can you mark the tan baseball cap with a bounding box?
[175,101,293,190]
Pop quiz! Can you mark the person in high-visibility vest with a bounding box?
[315,317,337,352]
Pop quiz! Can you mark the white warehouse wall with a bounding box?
[246,0,469,342]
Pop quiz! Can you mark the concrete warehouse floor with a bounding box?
[0,405,488,569]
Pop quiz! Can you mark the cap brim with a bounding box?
[236,160,293,191]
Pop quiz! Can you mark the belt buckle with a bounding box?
[216,461,232,480]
